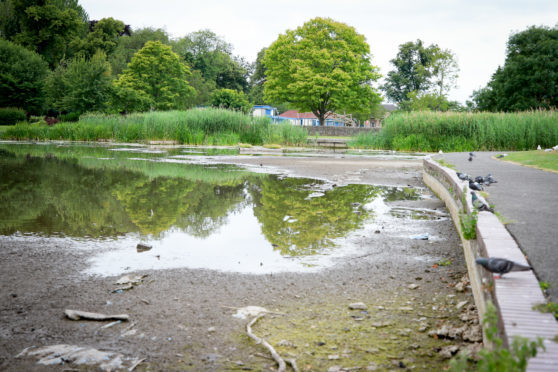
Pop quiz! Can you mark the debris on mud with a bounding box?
[64,309,129,321]
[16,344,142,370]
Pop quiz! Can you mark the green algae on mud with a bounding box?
[231,292,475,371]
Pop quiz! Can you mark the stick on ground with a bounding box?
[246,314,286,372]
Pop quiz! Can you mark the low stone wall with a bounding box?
[423,158,558,370]
[305,126,380,136]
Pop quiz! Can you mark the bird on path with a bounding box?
[471,192,494,213]
[484,174,497,185]
[476,257,532,278]
[496,154,507,159]
[469,180,483,191]
[456,172,470,181]
[468,152,475,162]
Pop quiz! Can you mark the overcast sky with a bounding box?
[80,0,557,104]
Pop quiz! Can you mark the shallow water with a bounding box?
[0,142,439,275]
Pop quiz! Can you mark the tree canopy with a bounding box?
[383,39,459,110]
[263,17,380,126]
[112,41,195,112]
[0,38,49,114]
[472,25,558,112]
[211,88,251,113]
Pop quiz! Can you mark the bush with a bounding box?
[59,112,81,122]
[0,108,26,125]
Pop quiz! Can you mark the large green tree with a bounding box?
[172,29,250,98]
[472,25,558,112]
[70,17,126,59]
[0,0,88,67]
[109,27,170,76]
[112,41,195,112]
[45,51,112,114]
[211,88,251,113]
[0,38,49,114]
[264,17,380,126]
[383,40,458,109]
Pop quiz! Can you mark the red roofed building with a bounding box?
[278,110,345,126]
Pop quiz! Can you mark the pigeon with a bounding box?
[474,176,485,184]
[456,172,470,181]
[484,174,497,185]
[475,257,531,278]
[468,152,475,162]
[469,180,483,191]
[471,192,494,212]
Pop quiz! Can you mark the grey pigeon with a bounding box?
[468,152,475,162]
[456,172,470,181]
[474,176,485,184]
[471,192,494,213]
[484,174,497,184]
[476,257,531,278]
[469,180,483,191]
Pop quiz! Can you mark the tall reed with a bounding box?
[350,110,558,151]
[0,108,309,146]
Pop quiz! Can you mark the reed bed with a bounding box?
[0,108,309,146]
[350,111,558,152]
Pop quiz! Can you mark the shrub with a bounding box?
[59,112,81,122]
[0,108,26,125]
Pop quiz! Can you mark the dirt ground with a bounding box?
[0,154,480,371]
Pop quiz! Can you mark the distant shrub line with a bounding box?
[0,108,308,146]
[350,111,558,152]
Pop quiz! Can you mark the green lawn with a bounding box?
[499,150,558,172]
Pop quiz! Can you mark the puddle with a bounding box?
[0,143,443,275]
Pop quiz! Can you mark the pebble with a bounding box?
[348,302,368,310]
[456,300,468,310]
[408,284,420,290]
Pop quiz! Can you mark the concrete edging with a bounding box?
[422,158,558,371]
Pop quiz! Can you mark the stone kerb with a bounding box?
[423,157,558,371]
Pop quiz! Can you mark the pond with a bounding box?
[0,142,440,276]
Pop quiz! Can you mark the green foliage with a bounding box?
[0,38,49,114]
[472,25,558,112]
[502,150,558,172]
[264,17,380,126]
[539,282,550,291]
[171,29,249,94]
[532,302,558,320]
[45,51,113,115]
[70,17,126,58]
[59,112,80,122]
[349,111,558,151]
[383,40,459,108]
[2,0,87,67]
[211,89,251,113]
[112,41,195,112]
[0,108,308,146]
[450,302,544,372]
[460,210,477,240]
[108,27,170,76]
[0,107,26,125]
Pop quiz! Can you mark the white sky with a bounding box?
[80,0,558,104]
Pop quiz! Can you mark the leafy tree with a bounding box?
[0,0,88,67]
[249,47,267,104]
[172,29,250,98]
[472,25,558,111]
[383,40,458,109]
[112,41,195,112]
[264,17,380,126]
[45,51,112,114]
[0,38,49,114]
[109,27,170,76]
[211,88,251,113]
[70,17,126,59]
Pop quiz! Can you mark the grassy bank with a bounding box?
[0,108,308,146]
[500,150,558,172]
[350,111,558,152]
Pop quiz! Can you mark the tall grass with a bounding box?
[350,110,558,152]
[0,108,309,146]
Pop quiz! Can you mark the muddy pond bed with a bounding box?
[0,142,480,371]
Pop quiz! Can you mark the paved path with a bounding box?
[438,152,558,302]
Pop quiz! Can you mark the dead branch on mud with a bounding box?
[246,314,286,372]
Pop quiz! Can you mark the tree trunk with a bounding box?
[318,112,326,126]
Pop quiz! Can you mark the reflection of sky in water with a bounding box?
[0,142,445,276]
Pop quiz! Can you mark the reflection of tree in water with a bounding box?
[251,176,381,256]
[0,152,248,238]
[382,186,421,202]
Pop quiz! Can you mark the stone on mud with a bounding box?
[348,302,367,310]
